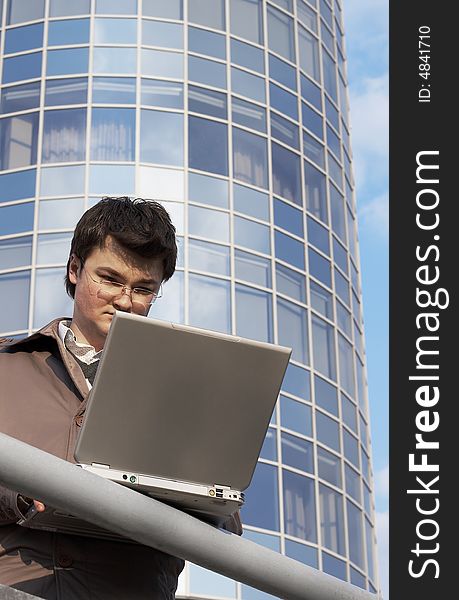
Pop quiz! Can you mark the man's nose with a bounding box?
[113,287,133,311]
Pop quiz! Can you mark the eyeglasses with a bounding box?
[82,264,162,310]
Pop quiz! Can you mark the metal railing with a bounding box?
[0,433,379,600]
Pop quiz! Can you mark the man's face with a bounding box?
[68,235,164,351]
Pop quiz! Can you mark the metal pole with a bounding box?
[0,434,378,600]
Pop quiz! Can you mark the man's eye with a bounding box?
[134,288,154,296]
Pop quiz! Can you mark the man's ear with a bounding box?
[68,254,81,285]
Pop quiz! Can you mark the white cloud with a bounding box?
[375,510,389,599]
[358,192,388,239]
[374,464,389,499]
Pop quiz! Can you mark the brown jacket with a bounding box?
[0,319,240,599]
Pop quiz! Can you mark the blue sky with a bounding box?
[343,0,388,597]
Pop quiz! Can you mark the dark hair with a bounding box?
[65,197,177,298]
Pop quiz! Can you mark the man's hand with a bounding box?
[33,500,46,512]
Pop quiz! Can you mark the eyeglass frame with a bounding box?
[80,260,163,309]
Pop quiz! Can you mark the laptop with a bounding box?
[18,312,291,539]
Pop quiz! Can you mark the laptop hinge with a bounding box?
[91,462,110,469]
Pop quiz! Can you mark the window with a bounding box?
[2,53,42,85]
[189,117,228,176]
[242,463,279,531]
[322,552,347,582]
[267,5,295,62]
[93,47,136,74]
[334,268,349,305]
[0,271,30,332]
[345,464,361,503]
[47,48,89,76]
[282,363,310,401]
[7,0,44,25]
[49,0,90,17]
[1,82,40,114]
[271,111,299,150]
[319,484,345,555]
[93,77,135,104]
[274,199,303,238]
[305,162,327,223]
[0,170,36,204]
[36,232,72,265]
[338,333,355,397]
[312,315,336,381]
[234,249,271,288]
[269,54,296,91]
[189,172,228,208]
[316,410,340,452]
[282,432,313,473]
[189,565,236,598]
[48,19,90,46]
[91,108,135,161]
[277,298,309,365]
[322,51,338,103]
[189,56,226,89]
[236,284,273,343]
[5,23,43,54]
[189,239,229,276]
[45,78,88,106]
[234,216,270,254]
[88,165,135,195]
[309,248,331,287]
[33,268,73,329]
[95,0,137,14]
[230,39,264,74]
[150,271,184,323]
[343,429,359,468]
[189,86,227,119]
[301,74,321,110]
[336,301,351,338]
[233,184,269,221]
[276,263,306,303]
[260,428,277,461]
[310,280,333,318]
[365,518,376,583]
[283,470,316,542]
[0,113,39,170]
[42,109,86,163]
[0,202,34,237]
[333,237,348,274]
[328,151,342,188]
[232,97,266,133]
[140,110,183,166]
[272,143,301,205]
[269,83,297,121]
[230,0,263,45]
[318,446,341,487]
[94,18,137,44]
[233,128,268,189]
[142,49,183,79]
[315,375,338,415]
[285,540,318,569]
[38,198,85,230]
[189,0,225,30]
[232,68,265,103]
[141,79,183,109]
[189,205,229,243]
[275,230,304,270]
[189,26,225,59]
[298,26,320,82]
[280,395,312,437]
[142,20,182,49]
[298,1,318,33]
[0,236,32,270]
[302,102,323,139]
[347,501,365,569]
[142,0,182,19]
[189,274,231,333]
[40,165,85,197]
[330,184,346,243]
[307,217,329,255]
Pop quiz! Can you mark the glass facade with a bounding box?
[0,0,378,596]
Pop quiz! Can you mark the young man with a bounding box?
[0,197,241,599]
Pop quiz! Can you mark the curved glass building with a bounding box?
[0,0,379,596]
